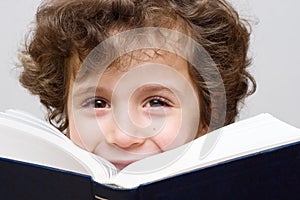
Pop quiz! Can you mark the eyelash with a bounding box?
[81,96,173,109]
[143,96,173,108]
[81,97,110,109]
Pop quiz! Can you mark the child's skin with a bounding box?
[67,49,202,170]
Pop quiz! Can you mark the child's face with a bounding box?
[67,50,201,170]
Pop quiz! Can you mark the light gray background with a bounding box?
[0,0,299,128]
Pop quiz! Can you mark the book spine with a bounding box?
[92,182,138,199]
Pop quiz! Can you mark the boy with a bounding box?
[19,0,256,169]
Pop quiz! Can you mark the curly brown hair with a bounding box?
[19,0,256,132]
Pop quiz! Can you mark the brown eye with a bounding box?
[145,97,172,108]
[82,98,110,109]
[94,99,109,108]
[149,99,167,107]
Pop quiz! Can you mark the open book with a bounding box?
[1,109,300,189]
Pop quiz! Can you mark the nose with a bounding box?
[104,122,146,149]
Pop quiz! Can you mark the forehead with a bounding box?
[70,26,200,90]
[71,48,191,84]
[105,49,189,76]
[70,49,193,98]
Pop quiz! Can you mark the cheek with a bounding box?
[68,112,106,152]
[151,113,183,151]
[151,110,199,151]
[69,123,84,148]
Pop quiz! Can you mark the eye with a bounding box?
[82,98,110,109]
[144,97,172,108]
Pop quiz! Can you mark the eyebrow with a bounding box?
[72,84,181,97]
[139,85,179,94]
[72,86,112,97]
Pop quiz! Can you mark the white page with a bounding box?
[0,116,115,182]
[1,109,67,141]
